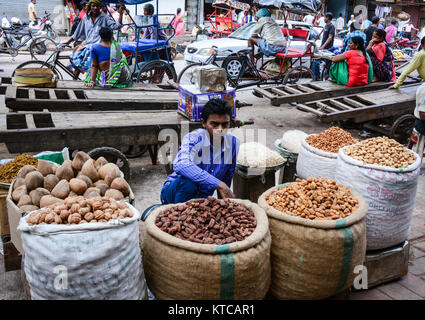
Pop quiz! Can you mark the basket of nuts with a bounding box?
[296,127,357,180]
[17,196,148,300]
[142,197,271,300]
[258,177,367,300]
[336,136,421,250]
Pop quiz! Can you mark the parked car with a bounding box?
[184,20,344,65]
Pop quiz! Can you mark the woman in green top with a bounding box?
[84,26,132,89]
[389,37,425,89]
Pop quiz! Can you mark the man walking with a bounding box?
[336,13,345,34]
[312,13,335,81]
[28,0,37,27]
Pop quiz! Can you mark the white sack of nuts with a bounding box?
[336,137,421,250]
[296,127,357,180]
[238,142,284,168]
[18,201,147,300]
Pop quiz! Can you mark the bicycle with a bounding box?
[12,44,83,80]
[0,25,47,58]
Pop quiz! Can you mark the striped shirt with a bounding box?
[162,129,240,196]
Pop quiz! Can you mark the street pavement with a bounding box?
[0,49,424,300]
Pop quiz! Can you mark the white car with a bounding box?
[184,20,344,65]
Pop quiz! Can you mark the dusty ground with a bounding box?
[0,50,424,300]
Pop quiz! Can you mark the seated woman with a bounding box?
[366,29,396,83]
[330,36,372,87]
[84,27,132,89]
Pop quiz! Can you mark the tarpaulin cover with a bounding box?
[254,0,322,13]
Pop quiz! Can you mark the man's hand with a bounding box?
[217,181,234,199]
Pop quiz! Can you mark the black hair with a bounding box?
[350,36,368,64]
[201,99,233,122]
[325,12,333,20]
[371,16,380,24]
[391,19,397,25]
[339,13,343,17]
[118,4,126,10]
[421,36,425,46]
[374,28,386,41]
[99,26,113,42]
[144,3,154,14]
[350,22,357,31]
[177,8,182,14]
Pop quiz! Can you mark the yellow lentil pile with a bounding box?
[0,154,38,183]
[265,177,359,220]
[306,127,357,153]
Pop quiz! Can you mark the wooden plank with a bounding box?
[297,84,315,93]
[306,83,326,90]
[296,103,326,117]
[48,89,57,100]
[5,85,17,100]
[316,101,339,113]
[342,97,366,108]
[270,87,289,96]
[283,86,303,94]
[252,87,276,99]
[67,89,78,101]
[328,99,354,110]
[28,88,36,101]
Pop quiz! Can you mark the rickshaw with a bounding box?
[222,0,324,88]
[207,0,251,38]
[106,0,178,84]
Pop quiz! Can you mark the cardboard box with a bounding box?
[0,188,10,236]
[178,84,236,121]
[7,179,136,256]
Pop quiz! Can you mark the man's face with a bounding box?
[325,16,331,23]
[90,3,101,16]
[118,6,126,14]
[144,9,152,16]
[32,0,36,4]
[202,114,231,141]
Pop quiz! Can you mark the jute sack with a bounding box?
[258,184,367,300]
[335,147,421,250]
[142,199,271,300]
[296,137,338,180]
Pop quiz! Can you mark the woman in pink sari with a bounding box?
[172,8,185,36]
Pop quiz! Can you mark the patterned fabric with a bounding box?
[84,42,132,88]
[70,46,92,72]
[367,42,396,82]
[162,128,240,197]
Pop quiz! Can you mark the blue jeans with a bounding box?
[415,118,425,135]
[160,176,209,204]
[312,59,331,81]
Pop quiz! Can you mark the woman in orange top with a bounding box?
[331,36,370,87]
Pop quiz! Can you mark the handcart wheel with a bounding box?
[283,66,314,85]
[121,145,149,159]
[136,60,177,84]
[87,147,131,181]
[389,114,416,146]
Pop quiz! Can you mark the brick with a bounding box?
[349,289,392,300]
[413,241,425,253]
[409,257,425,276]
[398,273,425,298]
[378,281,423,300]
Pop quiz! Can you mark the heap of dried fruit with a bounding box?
[25,196,133,225]
[0,154,38,183]
[266,177,359,220]
[344,136,416,168]
[306,127,357,153]
[155,197,257,245]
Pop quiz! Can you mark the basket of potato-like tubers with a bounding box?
[258,177,367,300]
[335,136,421,250]
[142,197,271,300]
[7,151,135,255]
[17,195,147,300]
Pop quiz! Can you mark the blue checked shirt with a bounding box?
[162,129,240,196]
[342,30,367,52]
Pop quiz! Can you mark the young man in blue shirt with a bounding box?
[161,99,240,204]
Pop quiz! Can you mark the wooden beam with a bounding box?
[283,86,303,94]
[328,99,354,110]
[253,87,276,99]
[296,103,325,117]
[316,101,339,113]
[297,84,315,93]
[270,87,289,96]
[342,97,366,108]
[49,89,57,100]
[67,89,78,101]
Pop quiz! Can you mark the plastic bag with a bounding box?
[34,147,69,165]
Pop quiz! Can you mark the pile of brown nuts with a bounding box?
[266,177,358,220]
[155,196,257,245]
[344,136,416,168]
[306,127,357,153]
[25,196,133,225]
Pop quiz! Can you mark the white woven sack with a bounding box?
[296,136,337,180]
[335,147,421,250]
[18,203,147,300]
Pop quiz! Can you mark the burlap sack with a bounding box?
[258,184,367,300]
[142,199,271,300]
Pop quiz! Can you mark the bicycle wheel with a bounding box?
[177,62,203,85]
[283,66,314,85]
[136,60,177,84]
[29,36,58,60]
[12,60,63,80]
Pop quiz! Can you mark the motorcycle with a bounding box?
[37,11,58,41]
